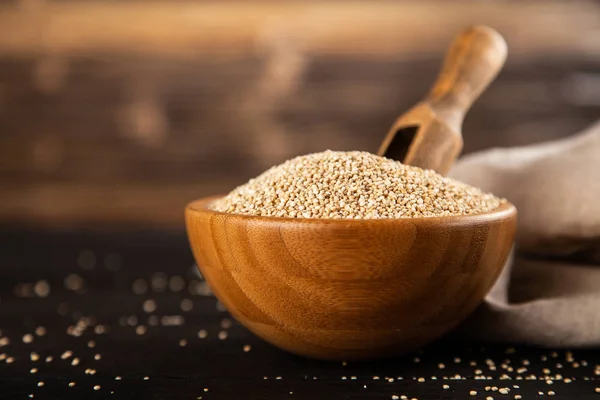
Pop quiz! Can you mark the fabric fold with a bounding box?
[451,120,600,346]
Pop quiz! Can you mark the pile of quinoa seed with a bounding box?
[210,150,504,219]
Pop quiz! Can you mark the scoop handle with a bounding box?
[425,25,507,130]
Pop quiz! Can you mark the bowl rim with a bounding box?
[186,195,517,226]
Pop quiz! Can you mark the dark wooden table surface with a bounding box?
[1,230,599,400]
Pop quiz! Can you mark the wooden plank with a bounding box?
[0,1,598,60]
[0,182,234,229]
[1,0,599,229]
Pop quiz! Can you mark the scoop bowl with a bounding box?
[185,196,517,360]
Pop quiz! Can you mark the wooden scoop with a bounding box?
[377,25,507,175]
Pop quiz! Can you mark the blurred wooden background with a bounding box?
[1,0,599,230]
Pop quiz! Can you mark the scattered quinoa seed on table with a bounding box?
[210,151,504,219]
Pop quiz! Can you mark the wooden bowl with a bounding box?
[185,196,517,360]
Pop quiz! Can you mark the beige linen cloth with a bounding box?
[450,120,600,347]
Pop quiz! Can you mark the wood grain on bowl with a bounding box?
[185,196,517,360]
